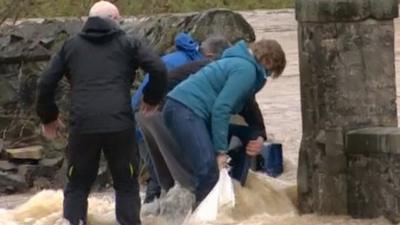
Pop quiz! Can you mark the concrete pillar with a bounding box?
[296,0,398,217]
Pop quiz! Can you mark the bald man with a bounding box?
[36,1,167,224]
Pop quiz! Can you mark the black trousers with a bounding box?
[63,129,141,225]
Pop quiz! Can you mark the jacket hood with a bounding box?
[174,32,203,60]
[79,17,121,42]
[221,40,268,91]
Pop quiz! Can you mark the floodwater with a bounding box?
[0,8,399,225]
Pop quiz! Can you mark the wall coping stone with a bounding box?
[346,127,400,155]
[296,0,399,22]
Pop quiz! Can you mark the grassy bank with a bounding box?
[0,0,294,18]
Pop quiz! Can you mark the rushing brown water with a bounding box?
[0,172,392,225]
[1,8,400,225]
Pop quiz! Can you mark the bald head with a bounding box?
[89,1,120,21]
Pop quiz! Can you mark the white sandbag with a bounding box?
[184,168,235,224]
[217,169,235,208]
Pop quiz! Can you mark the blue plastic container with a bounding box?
[260,143,283,177]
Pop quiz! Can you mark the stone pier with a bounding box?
[347,128,400,222]
[296,0,399,221]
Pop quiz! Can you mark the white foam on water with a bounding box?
[0,190,117,225]
[0,171,393,225]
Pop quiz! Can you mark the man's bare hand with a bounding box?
[140,101,159,116]
[246,136,264,156]
[217,153,230,170]
[41,119,65,140]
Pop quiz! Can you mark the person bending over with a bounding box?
[163,39,286,204]
[132,32,203,204]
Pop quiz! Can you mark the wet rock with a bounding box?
[6,145,43,160]
[128,9,255,54]
[0,171,28,193]
[0,139,4,156]
[52,159,69,188]
[39,156,64,169]
[0,160,17,172]
[13,156,64,186]
[15,163,57,190]
[32,176,52,191]
[0,78,18,107]
[0,40,51,63]
[17,164,37,186]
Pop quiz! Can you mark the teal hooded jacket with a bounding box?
[168,41,268,153]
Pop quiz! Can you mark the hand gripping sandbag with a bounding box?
[183,168,235,224]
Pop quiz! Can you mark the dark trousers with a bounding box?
[227,125,255,185]
[163,99,219,203]
[137,139,161,203]
[64,129,141,225]
[136,112,195,192]
[228,124,254,146]
[135,113,162,203]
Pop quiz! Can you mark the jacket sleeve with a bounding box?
[211,63,257,153]
[131,74,149,110]
[36,46,68,124]
[167,59,210,92]
[239,97,267,140]
[131,38,167,105]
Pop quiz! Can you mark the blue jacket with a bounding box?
[132,32,203,140]
[168,41,268,153]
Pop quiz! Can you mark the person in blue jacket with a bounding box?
[132,32,203,108]
[162,39,286,204]
[132,32,203,203]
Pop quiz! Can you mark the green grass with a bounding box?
[0,0,294,18]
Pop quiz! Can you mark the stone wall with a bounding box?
[0,9,255,193]
[296,0,399,221]
[347,128,400,222]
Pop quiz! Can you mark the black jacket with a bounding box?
[37,17,167,133]
[167,59,267,140]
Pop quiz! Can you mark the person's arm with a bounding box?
[167,59,211,92]
[211,63,257,153]
[130,38,167,106]
[36,46,68,124]
[131,74,149,110]
[239,97,267,140]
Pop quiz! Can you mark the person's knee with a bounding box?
[194,167,220,203]
[111,163,139,192]
[199,164,219,188]
[66,166,98,191]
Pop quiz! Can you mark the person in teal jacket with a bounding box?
[162,39,286,204]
